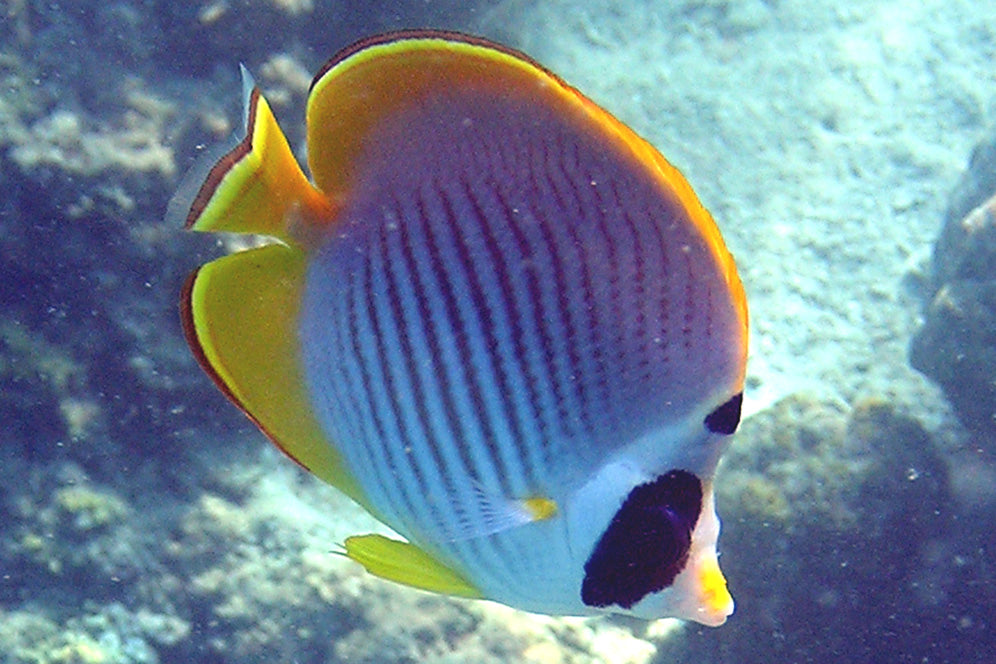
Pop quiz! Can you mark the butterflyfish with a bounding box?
[179,30,748,626]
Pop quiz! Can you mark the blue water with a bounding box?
[2,1,994,662]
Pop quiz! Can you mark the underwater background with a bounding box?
[2,0,995,661]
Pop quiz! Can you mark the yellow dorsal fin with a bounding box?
[305,32,568,199]
[343,534,483,599]
[184,67,333,243]
[181,243,365,506]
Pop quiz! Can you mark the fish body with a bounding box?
[179,31,747,626]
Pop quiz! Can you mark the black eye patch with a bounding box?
[704,392,743,435]
[581,470,702,610]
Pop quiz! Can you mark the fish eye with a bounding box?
[580,470,702,610]
[703,392,743,435]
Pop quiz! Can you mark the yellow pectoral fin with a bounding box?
[184,68,333,242]
[343,534,483,599]
[182,243,364,505]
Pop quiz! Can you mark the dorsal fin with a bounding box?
[305,31,583,200]
[184,67,334,243]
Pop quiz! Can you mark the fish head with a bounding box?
[564,404,738,626]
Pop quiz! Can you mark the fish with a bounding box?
[178,29,748,626]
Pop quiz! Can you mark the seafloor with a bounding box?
[2,0,995,662]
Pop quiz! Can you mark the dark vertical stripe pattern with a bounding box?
[298,89,740,589]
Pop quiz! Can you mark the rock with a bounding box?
[938,133,996,266]
[910,277,996,434]
[910,142,996,435]
[692,395,954,662]
[718,395,948,540]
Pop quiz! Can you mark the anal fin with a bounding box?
[181,243,364,505]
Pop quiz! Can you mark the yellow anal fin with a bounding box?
[181,243,364,505]
[185,67,332,243]
[343,534,483,599]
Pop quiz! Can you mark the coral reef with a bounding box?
[161,461,666,664]
[0,603,188,664]
[0,447,667,663]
